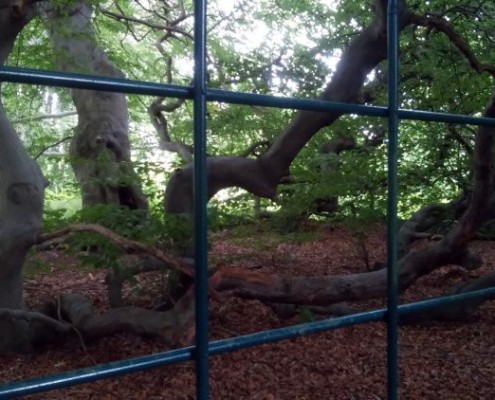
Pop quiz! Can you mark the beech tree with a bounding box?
[42,0,148,210]
[1,0,495,353]
[0,0,45,312]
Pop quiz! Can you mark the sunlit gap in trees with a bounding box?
[174,0,346,96]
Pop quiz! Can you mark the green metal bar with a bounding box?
[2,66,495,127]
[193,0,209,399]
[386,0,400,398]
[3,286,495,399]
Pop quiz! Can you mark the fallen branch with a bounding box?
[401,272,495,324]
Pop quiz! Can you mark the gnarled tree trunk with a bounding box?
[0,1,45,310]
[44,0,147,210]
[0,0,196,354]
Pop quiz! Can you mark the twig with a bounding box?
[34,136,73,160]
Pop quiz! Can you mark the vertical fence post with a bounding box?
[386,0,399,398]
[193,0,209,398]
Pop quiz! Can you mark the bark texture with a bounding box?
[44,0,147,210]
[0,1,45,310]
[59,290,195,346]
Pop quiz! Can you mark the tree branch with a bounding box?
[33,135,73,160]
[238,140,271,158]
[98,6,193,40]
[209,89,495,307]
[148,96,193,162]
[164,0,413,213]
[411,13,495,77]
[59,291,195,346]
[36,223,194,277]
[446,125,474,156]
[11,110,77,124]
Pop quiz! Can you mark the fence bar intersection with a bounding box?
[3,67,495,127]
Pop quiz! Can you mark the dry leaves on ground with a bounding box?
[1,225,495,399]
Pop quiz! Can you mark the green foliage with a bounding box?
[42,207,69,233]
[297,306,315,323]
[40,204,192,272]
[23,257,56,279]
[5,0,495,238]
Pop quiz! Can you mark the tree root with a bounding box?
[0,287,196,354]
[59,292,195,346]
[0,309,71,353]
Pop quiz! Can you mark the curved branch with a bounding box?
[259,0,411,180]
[33,135,73,160]
[164,0,412,213]
[164,157,278,213]
[60,291,195,346]
[210,90,495,307]
[411,13,495,77]
[36,223,194,277]
[148,96,193,162]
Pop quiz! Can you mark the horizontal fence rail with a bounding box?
[1,0,495,398]
[2,67,495,127]
[2,287,495,399]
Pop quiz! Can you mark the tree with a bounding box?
[0,0,186,353]
[0,0,46,311]
[44,0,148,210]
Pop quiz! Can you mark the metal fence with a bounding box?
[2,0,495,399]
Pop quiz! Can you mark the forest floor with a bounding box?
[1,222,495,399]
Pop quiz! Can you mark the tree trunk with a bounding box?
[44,0,147,210]
[0,1,45,309]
